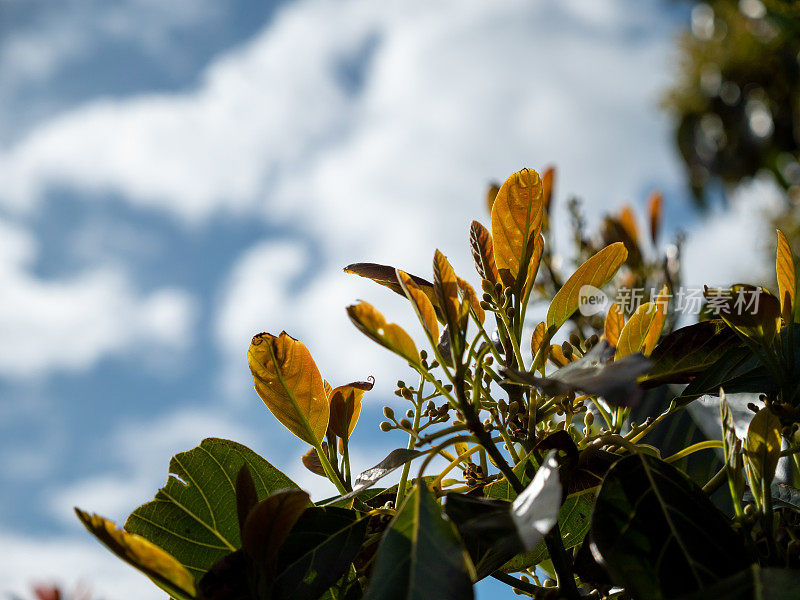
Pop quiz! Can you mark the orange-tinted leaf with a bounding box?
[491,168,544,285]
[531,321,547,358]
[548,344,571,367]
[329,378,374,439]
[486,182,500,214]
[344,263,441,319]
[546,242,628,331]
[743,408,781,512]
[457,276,485,324]
[75,509,196,600]
[433,250,463,334]
[397,269,439,341]
[642,285,669,355]
[604,304,625,347]
[249,332,329,446]
[347,301,419,365]
[302,445,327,477]
[616,302,659,359]
[777,229,795,322]
[469,220,500,285]
[648,191,663,244]
[618,205,639,244]
[542,166,555,214]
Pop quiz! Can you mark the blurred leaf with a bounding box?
[486,182,500,214]
[75,509,197,600]
[469,220,500,286]
[777,229,795,322]
[542,166,555,214]
[249,331,329,445]
[590,454,749,600]
[743,407,782,512]
[347,301,420,366]
[126,438,298,579]
[329,379,373,440]
[363,482,474,600]
[322,449,423,505]
[343,263,441,321]
[546,242,627,332]
[648,191,662,245]
[604,303,624,347]
[618,205,639,244]
[397,268,439,342]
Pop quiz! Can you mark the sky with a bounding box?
[0,0,783,597]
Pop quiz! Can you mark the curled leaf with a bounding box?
[546,242,628,332]
[604,303,624,347]
[75,509,197,600]
[777,229,795,322]
[249,331,329,445]
[344,263,441,320]
[469,220,500,285]
[397,269,439,342]
[329,378,374,439]
[347,301,419,366]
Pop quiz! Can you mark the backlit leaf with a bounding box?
[643,285,669,355]
[546,242,627,331]
[542,166,555,214]
[302,446,327,477]
[510,451,560,551]
[344,263,442,321]
[720,392,745,504]
[397,269,439,342]
[530,321,546,360]
[743,407,781,512]
[616,301,662,359]
[322,448,423,505]
[249,331,329,445]
[457,276,485,324]
[491,168,544,286]
[704,285,781,347]
[328,378,373,439]
[777,229,795,322]
[433,250,465,358]
[618,205,639,244]
[604,303,624,347]
[648,191,662,244]
[347,301,419,366]
[470,220,500,285]
[486,182,500,214]
[76,509,197,600]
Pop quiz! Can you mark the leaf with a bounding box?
[346,301,420,366]
[604,304,624,347]
[457,276,485,324]
[321,449,423,505]
[616,299,667,359]
[677,565,800,600]
[640,320,741,388]
[648,191,663,244]
[777,229,795,322]
[491,168,544,288]
[469,220,500,285]
[743,407,782,512]
[720,393,745,504]
[343,263,440,320]
[433,250,465,359]
[486,182,500,214]
[75,509,197,600]
[542,166,555,214]
[329,378,373,440]
[363,482,475,600]
[302,445,327,477]
[590,453,750,600]
[643,285,669,355]
[530,321,547,359]
[397,269,439,342]
[546,242,627,332]
[704,285,781,347]
[618,205,639,244]
[236,466,258,536]
[125,438,298,579]
[249,331,329,445]
[510,451,561,551]
[274,507,368,600]
[483,451,537,501]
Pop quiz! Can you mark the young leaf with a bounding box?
[546,242,627,332]
[704,285,782,347]
[346,301,420,366]
[469,220,500,285]
[321,448,423,505]
[328,378,373,440]
[604,303,624,347]
[491,168,544,287]
[302,445,327,477]
[616,297,666,359]
[363,482,475,600]
[511,450,561,551]
[343,263,440,318]
[457,276,485,324]
[643,285,669,355]
[433,250,465,359]
[542,166,555,214]
[249,331,329,446]
[777,229,795,322]
[720,392,745,507]
[75,509,197,600]
[486,182,500,214]
[618,205,639,244]
[397,269,439,342]
[126,438,298,578]
[648,191,662,244]
[530,321,546,360]
[743,407,782,512]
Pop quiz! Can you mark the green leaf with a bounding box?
[743,407,782,512]
[483,451,537,501]
[704,285,782,347]
[590,453,750,600]
[274,507,368,600]
[677,565,800,600]
[546,242,627,332]
[125,438,299,580]
[363,481,475,600]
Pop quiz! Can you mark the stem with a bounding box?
[397,375,425,508]
[491,572,541,595]
[663,440,723,463]
[314,440,349,496]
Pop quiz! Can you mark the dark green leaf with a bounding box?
[590,454,750,600]
[677,565,800,600]
[125,438,298,579]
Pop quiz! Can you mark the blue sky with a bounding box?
[0,0,780,597]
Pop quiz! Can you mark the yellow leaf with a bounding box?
[648,191,662,244]
[397,269,440,342]
[616,302,659,359]
[604,303,624,347]
[542,166,556,215]
[469,220,500,285]
[777,229,795,322]
[743,407,781,512]
[249,331,329,446]
[530,321,547,358]
[546,242,628,332]
[457,276,485,324]
[486,182,500,214]
[433,250,463,334]
[75,509,196,600]
[344,263,441,320]
[491,168,544,287]
[642,285,669,355]
[328,378,373,439]
[618,205,639,244]
[347,301,419,366]
[704,285,781,346]
[548,344,571,367]
[522,233,545,303]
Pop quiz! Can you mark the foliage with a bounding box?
[76,167,800,599]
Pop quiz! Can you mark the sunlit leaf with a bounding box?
[542,166,555,214]
[491,168,544,289]
[616,296,666,359]
[249,331,329,445]
[397,269,439,342]
[321,448,423,505]
[548,344,571,367]
[126,438,298,579]
[457,276,485,324]
[648,191,662,244]
[75,509,197,600]
[347,301,420,366]
[363,481,475,600]
[604,303,624,347]
[704,285,781,347]
[530,321,547,360]
[720,392,745,504]
[301,446,327,477]
[511,451,561,551]
[469,220,500,285]
[618,205,639,244]
[344,263,442,321]
[643,285,669,355]
[433,250,465,357]
[328,378,373,440]
[486,182,500,214]
[743,407,782,512]
[777,229,795,322]
[546,242,627,332]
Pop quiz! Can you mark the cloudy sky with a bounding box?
[0,0,780,597]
